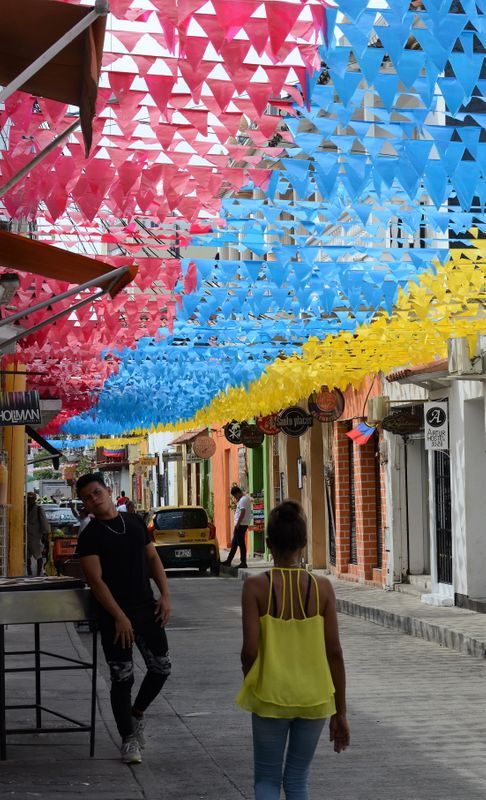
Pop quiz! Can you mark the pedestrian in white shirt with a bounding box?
[224,485,252,569]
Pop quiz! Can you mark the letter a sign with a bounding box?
[424,402,448,451]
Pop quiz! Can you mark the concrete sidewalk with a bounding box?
[0,622,160,800]
[223,558,486,659]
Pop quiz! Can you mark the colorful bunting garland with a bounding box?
[0,1,484,433]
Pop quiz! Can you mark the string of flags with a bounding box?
[0,1,484,434]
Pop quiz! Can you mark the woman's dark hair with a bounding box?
[76,472,106,497]
[266,500,307,553]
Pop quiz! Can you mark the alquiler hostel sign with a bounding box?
[0,391,41,426]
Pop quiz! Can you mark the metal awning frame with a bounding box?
[26,425,62,469]
[0,0,109,199]
[0,265,130,352]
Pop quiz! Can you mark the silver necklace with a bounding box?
[99,514,126,535]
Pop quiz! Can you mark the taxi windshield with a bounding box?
[154,508,208,530]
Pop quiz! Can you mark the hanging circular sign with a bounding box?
[308,387,345,422]
[277,406,313,437]
[192,435,216,459]
[381,411,423,436]
[224,420,245,445]
[240,424,264,448]
[256,414,280,436]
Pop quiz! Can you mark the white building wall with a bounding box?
[147,432,177,506]
[379,377,429,588]
[446,380,486,600]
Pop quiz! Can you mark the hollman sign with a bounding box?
[0,391,41,426]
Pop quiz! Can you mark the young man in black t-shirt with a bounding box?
[76,473,171,765]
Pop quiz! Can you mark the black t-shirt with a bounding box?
[77,512,154,614]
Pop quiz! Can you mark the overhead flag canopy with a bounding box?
[0,0,484,433]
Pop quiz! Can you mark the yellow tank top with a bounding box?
[235,569,336,719]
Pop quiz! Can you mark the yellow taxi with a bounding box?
[147,505,220,575]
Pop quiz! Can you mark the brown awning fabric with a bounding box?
[0,230,137,298]
[0,0,106,155]
[168,428,207,446]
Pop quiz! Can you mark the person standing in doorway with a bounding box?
[224,485,252,569]
[26,492,49,576]
[117,490,129,511]
[236,500,349,799]
[76,473,171,765]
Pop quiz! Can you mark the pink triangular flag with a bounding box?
[113,30,144,53]
[246,83,274,117]
[180,37,208,71]
[264,1,302,57]
[145,75,177,114]
[195,14,226,52]
[206,79,236,113]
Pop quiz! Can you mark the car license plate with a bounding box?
[175,549,191,558]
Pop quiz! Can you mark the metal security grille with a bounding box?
[435,450,452,585]
[324,465,336,566]
[374,433,383,568]
[348,432,357,565]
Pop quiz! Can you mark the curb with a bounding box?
[334,597,486,660]
[228,567,486,660]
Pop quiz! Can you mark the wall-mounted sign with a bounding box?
[308,387,345,423]
[162,450,183,461]
[138,455,158,466]
[256,414,280,436]
[424,402,449,451]
[192,435,216,459]
[277,406,313,437]
[381,411,423,436]
[224,420,244,444]
[240,424,264,449]
[0,390,41,426]
[186,452,203,463]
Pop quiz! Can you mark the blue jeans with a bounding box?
[252,714,326,800]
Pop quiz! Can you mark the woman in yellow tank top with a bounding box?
[236,501,350,799]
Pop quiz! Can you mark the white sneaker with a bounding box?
[132,715,145,748]
[121,735,142,764]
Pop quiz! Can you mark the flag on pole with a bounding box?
[346,422,376,445]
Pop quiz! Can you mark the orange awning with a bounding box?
[0,230,137,298]
[0,0,106,154]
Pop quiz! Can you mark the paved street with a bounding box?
[94,573,486,800]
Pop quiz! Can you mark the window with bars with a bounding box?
[435,450,452,585]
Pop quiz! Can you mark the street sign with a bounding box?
[424,402,449,450]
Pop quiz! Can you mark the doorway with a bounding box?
[434,450,452,585]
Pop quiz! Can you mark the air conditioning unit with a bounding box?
[367,395,390,424]
[447,336,483,376]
